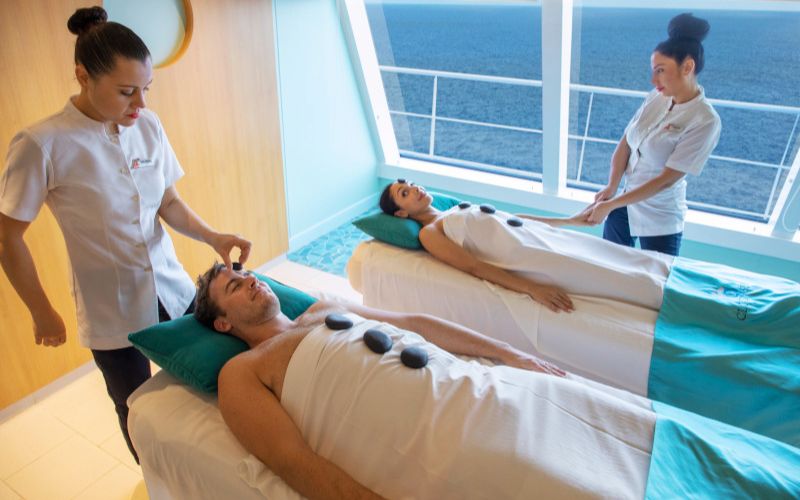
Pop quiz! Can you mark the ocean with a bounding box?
[365,3,800,221]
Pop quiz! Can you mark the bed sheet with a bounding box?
[348,240,658,394]
[128,370,294,499]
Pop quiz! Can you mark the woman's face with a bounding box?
[76,56,153,126]
[390,181,432,217]
[650,51,693,98]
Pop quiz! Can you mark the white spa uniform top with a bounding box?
[623,86,721,237]
[0,98,195,350]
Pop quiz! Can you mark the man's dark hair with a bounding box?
[68,6,151,77]
[194,263,226,331]
[379,182,400,215]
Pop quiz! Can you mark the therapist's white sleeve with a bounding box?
[153,113,185,188]
[0,131,51,222]
[665,117,721,176]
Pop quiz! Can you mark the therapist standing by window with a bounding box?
[587,13,721,256]
[0,6,250,461]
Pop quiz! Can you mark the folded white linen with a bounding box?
[240,314,656,499]
[442,205,673,310]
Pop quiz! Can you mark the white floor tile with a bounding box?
[6,435,117,500]
[0,481,21,500]
[39,371,119,445]
[72,464,143,500]
[100,431,139,472]
[0,406,74,479]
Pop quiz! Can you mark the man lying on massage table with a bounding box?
[193,263,798,500]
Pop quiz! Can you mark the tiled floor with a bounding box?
[287,213,372,276]
[0,260,361,500]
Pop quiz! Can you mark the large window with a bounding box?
[350,0,800,234]
[365,1,544,179]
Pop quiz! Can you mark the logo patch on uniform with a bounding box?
[131,158,153,170]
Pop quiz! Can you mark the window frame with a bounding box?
[339,0,800,260]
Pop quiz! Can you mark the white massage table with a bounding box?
[347,239,659,394]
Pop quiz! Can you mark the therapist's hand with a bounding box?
[502,349,567,377]
[594,185,617,203]
[588,200,614,225]
[34,308,67,347]
[210,233,252,271]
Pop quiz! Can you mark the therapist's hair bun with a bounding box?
[667,13,710,43]
[67,6,108,36]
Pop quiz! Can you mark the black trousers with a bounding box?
[91,297,195,463]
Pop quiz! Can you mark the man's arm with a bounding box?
[335,301,565,377]
[218,353,384,500]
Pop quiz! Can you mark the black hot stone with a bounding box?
[232,262,243,271]
[397,178,406,184]
[400,346,428,369]
[479,204,496,214]
[458,201,471,209]
[363,329,393,354]
[325,314,353,330]
[507,217,523,227]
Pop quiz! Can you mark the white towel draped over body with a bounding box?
[240,315,657,499]
[442,205,674,310]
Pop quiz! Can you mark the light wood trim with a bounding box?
[0,0,286,409]
[157,0,194,69]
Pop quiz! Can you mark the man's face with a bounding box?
[209,268,281,333]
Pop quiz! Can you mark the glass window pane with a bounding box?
[365,1,542,179]
[570,2,800,222]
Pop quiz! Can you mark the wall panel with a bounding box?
[0,0,285,409]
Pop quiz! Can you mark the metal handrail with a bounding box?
[380,65,800,220]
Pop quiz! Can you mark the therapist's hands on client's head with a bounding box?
[209,232,252,271]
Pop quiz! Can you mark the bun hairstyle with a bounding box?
[654,13,710,74]
[67,6,150,77]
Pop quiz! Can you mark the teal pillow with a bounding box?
[128,273,316,393]
[352,191,461,249]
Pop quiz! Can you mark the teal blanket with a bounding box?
[646,401,800,499]
[648,257,800,446]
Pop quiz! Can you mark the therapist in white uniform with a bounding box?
[0,7,250,462]
[587,13,721,256]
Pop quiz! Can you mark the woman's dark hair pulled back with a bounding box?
[68,6,150,77]
[654,13,710,74]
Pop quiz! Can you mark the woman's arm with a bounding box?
[158,186,252,269]
[588,167,685,224]
[0,213,66,346]
[595,134,631,202]
[515,212,593,228]
[419,222,573,313]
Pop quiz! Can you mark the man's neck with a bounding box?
[237,313,298,349]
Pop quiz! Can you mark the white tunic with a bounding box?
[442,205,673,310]
[624,87,721,237]
[0,99,195,349]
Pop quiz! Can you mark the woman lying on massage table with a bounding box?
[377,179,800,447]
[379,179,674,313]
